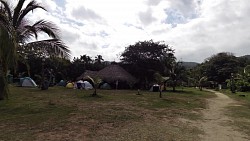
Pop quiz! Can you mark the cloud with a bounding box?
[139,8,157,26]
[71,6,102,21]
[20,0,250,63]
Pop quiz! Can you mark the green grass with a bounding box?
[0,86,214,141]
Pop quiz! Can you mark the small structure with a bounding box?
[82,81,93,90]
[100,83,111,89]
[66,82,74,89]
[78,65,136,89]
[20,77,37,87]
[149,84,160,92]
[57,80,66,87]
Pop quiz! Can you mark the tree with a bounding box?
[202,52,239,84]
[167,61,186,92]
[121,40,175,89]
[153,72,164,98]
[0,0,70,59]
[80,54,92,69]
[0,0,70,99]
[198,76,207,91]
[94,55,104,64]
[0,15,17,100]
[87,76,102,97]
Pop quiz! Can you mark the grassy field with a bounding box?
[0,86,214,141]
[219,89,250,137]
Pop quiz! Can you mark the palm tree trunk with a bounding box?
[173,81,176,92]
[0,63,8,100]
[92,88,97,97]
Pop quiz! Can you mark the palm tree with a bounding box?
[87,76,101,97]
[0,0,70,58]
[95,55,104,64]
[0,17,17,100]
[0,0,70,99]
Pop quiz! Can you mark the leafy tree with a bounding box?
[120,40,175,89]
[202,52,240,84]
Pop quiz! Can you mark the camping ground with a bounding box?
[0,86,250,141]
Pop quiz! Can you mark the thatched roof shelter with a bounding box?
[98,65,136,84]
[77,70,98,80]
[77,65,136,85]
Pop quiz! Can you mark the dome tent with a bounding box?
[20,77,37,87]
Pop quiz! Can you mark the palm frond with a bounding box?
[23,25,38,39]
[17,1,46,28]
[34,20,58,38]
[25,39,70,59]
[20,20,59,41]
[13,0,25,28]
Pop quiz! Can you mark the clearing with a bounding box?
[0,86,250,140]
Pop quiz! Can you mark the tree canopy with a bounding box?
[120,40,175,88]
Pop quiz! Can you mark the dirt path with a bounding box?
[200,89,248,141]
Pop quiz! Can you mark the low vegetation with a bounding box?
[0,86,214,141]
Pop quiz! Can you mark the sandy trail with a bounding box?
[200,89,248,141]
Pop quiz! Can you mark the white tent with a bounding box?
[83,81,93,90]
[20,77,37,87]
[149,84,160,92]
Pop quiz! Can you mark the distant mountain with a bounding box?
[239,55,250,60]
[181,62,199,69]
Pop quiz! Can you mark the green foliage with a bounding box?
[120,40,175,88]
[87,75,102,96]
[202,52,243,83]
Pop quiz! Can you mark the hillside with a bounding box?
[182,62,199,69]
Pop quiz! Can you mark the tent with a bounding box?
[57,80,66,86]
[149,84,160,92]
[100,83,111,89]
[66,83,74,89]
[20,77,37,87]
[82,81,93,90]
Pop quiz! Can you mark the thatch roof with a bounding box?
[77,65,136,84]
[98,65,136,84]
[77,70,98,80]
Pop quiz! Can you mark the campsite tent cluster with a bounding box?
[15,65,137,90]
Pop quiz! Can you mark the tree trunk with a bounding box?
[159,90,162,98]
[0,64,8,100]
[92,88,97,97]
[173,81,176,92]
[0,76,5,100]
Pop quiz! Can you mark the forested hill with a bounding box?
[181,62,199,69]
[240,55,250,60]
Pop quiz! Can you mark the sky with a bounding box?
[17,0,250,62]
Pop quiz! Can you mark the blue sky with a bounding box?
[23,0,250,62]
